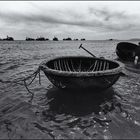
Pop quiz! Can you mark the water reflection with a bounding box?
[37,87,126,139]
[45,87,121,117]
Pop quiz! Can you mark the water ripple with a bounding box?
[0,40,140,139]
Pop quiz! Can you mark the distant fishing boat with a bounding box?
[3,36,14,41]
[53,37,58,41]
[116,42,140,61]
[40,56,122,89]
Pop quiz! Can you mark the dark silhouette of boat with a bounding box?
[3,36,14,41]
[53,37,58,41]
[74,39,79,41]
[116,42,140,61]
[40,56,122,89]
[63,37,72,41]
[81,38,86,41]
[36,37,46,41]
[26,37,35,41]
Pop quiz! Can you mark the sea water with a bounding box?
[0,40,140,139]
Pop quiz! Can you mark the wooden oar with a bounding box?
[79,44,126,76]
[79,44,105,59]
[79,44,96,57]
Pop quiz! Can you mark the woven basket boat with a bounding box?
[116,42,139,61]
[40,56,122,89]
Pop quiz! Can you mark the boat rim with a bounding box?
[40,56,123,77]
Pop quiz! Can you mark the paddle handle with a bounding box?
[79,44,126,77]
[79,44,96,57]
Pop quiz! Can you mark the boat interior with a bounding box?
[46,57,119,72]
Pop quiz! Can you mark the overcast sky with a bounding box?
[0,1,140,40]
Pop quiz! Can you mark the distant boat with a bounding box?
[36,37,46,41]
[81,38,86,41]
[3,36,14,41]
[116,42,140,61]
[26,37,35,41]
[74,39,78,41]
[63,37,72,41]
[107,39,118,41]
[53,37,58,41]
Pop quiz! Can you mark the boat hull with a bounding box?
[40,56,122,89]
[116,42,139,61]
[44,72,120,89]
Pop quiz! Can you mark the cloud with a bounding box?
[0,9,127,32]
[88,7,127,21]
[0,1,140,39]
[0,4,138,32]
[87,7,138,31]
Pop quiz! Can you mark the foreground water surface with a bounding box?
[0,40,140,139]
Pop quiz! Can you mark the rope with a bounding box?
[0,66,42,102]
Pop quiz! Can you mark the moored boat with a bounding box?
[116,42,140,61]
[40,56,122,89]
